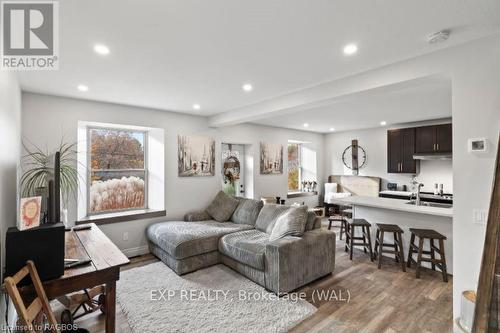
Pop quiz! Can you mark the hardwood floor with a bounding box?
[290,234,453,332]
[58,227,452,333]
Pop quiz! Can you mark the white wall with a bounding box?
[0,72,21,273]
[325,120,453,193]
[0,72,21,326]
[21,93,324,256]
[450,40,500,325]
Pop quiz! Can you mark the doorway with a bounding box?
[221,143,245,197]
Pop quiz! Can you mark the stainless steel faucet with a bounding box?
[411,176,424,206]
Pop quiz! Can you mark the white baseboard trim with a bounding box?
[121,245,150,258]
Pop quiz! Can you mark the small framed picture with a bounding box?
[19,196,42,230]
[468,138,487,153]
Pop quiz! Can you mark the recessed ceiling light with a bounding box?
[303,123,309,128]
[93,44,110,55]
[343,43,358,55]
[77,84,88,92]
[329,127,335,132]
[192,104,201,110]
[380,121,387,126]
[242,83,253,92]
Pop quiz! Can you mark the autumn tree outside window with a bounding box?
[288,143,301,192]
[88,127,147,215]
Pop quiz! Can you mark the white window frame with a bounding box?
[86,126,149,216]
[77,121,165,221]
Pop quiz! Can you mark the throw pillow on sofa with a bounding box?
[269,205,308,241]
[305,211,318,231]
[206,191,239,222]
[231,197,264,225]
[255,204,290,234]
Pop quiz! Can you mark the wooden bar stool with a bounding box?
[373,224,406,272]
[407,228,448,282]
[345,219,373,261]
[328,214,348,239]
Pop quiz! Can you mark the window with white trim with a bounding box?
[288,142,317,194]
[88,127,148,215]
[288,143,301,192]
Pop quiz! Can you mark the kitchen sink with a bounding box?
[406,201,453,209]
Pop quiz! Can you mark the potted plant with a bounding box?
[20,140,80,224]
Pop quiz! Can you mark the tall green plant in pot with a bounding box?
[20,140,80,224]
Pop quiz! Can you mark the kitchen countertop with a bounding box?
[379,190,412,197]
[332,195,453,218]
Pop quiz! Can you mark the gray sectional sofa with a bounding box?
[147,195,336,294]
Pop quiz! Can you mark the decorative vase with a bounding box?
[457,290,475,332]
[61,208,68,227]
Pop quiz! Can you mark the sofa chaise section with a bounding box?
[146,192,336,294]
[147,220,253,274]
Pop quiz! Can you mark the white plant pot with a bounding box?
[61,208,68,227]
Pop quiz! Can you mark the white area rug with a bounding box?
[117,262,316,333]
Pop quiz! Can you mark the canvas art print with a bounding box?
[260,142,283,174]
[19,196,42,230]
[178,135,216,176]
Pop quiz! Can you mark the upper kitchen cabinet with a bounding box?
[416,124,452,153]
[436,123,452,152]
[387,127,417,173]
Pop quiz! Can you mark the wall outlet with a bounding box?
[123,232,129,241]
[473,209,488,225]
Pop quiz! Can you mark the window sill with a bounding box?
[76,209,166,226]
[287,191,318,198]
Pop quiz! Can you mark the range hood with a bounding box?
[413,152,452,160]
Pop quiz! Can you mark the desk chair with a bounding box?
[4,260,59,333]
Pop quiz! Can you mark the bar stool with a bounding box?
[373,224,406,272]
[327,204,352,240]
[345,219,373,261]
[407,228,448,282]
[328,214,348,240]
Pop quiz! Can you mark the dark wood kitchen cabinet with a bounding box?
[436,123,452,152]
[387,128,417,173]
[415,123,452,153]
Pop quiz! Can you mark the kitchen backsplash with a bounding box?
[382,159,452,193]
[416,159,453,193]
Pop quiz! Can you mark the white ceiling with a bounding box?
[251,75,452,133]
[19,0,500,121]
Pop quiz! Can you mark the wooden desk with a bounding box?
[40,223,129,332]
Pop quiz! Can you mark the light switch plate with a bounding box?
[123,231,129,241]
[473,209,488,225]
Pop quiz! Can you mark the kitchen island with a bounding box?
[333,195,453,272]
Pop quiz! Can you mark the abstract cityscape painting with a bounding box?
[178,135,215,177]
[260,142,283,174]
